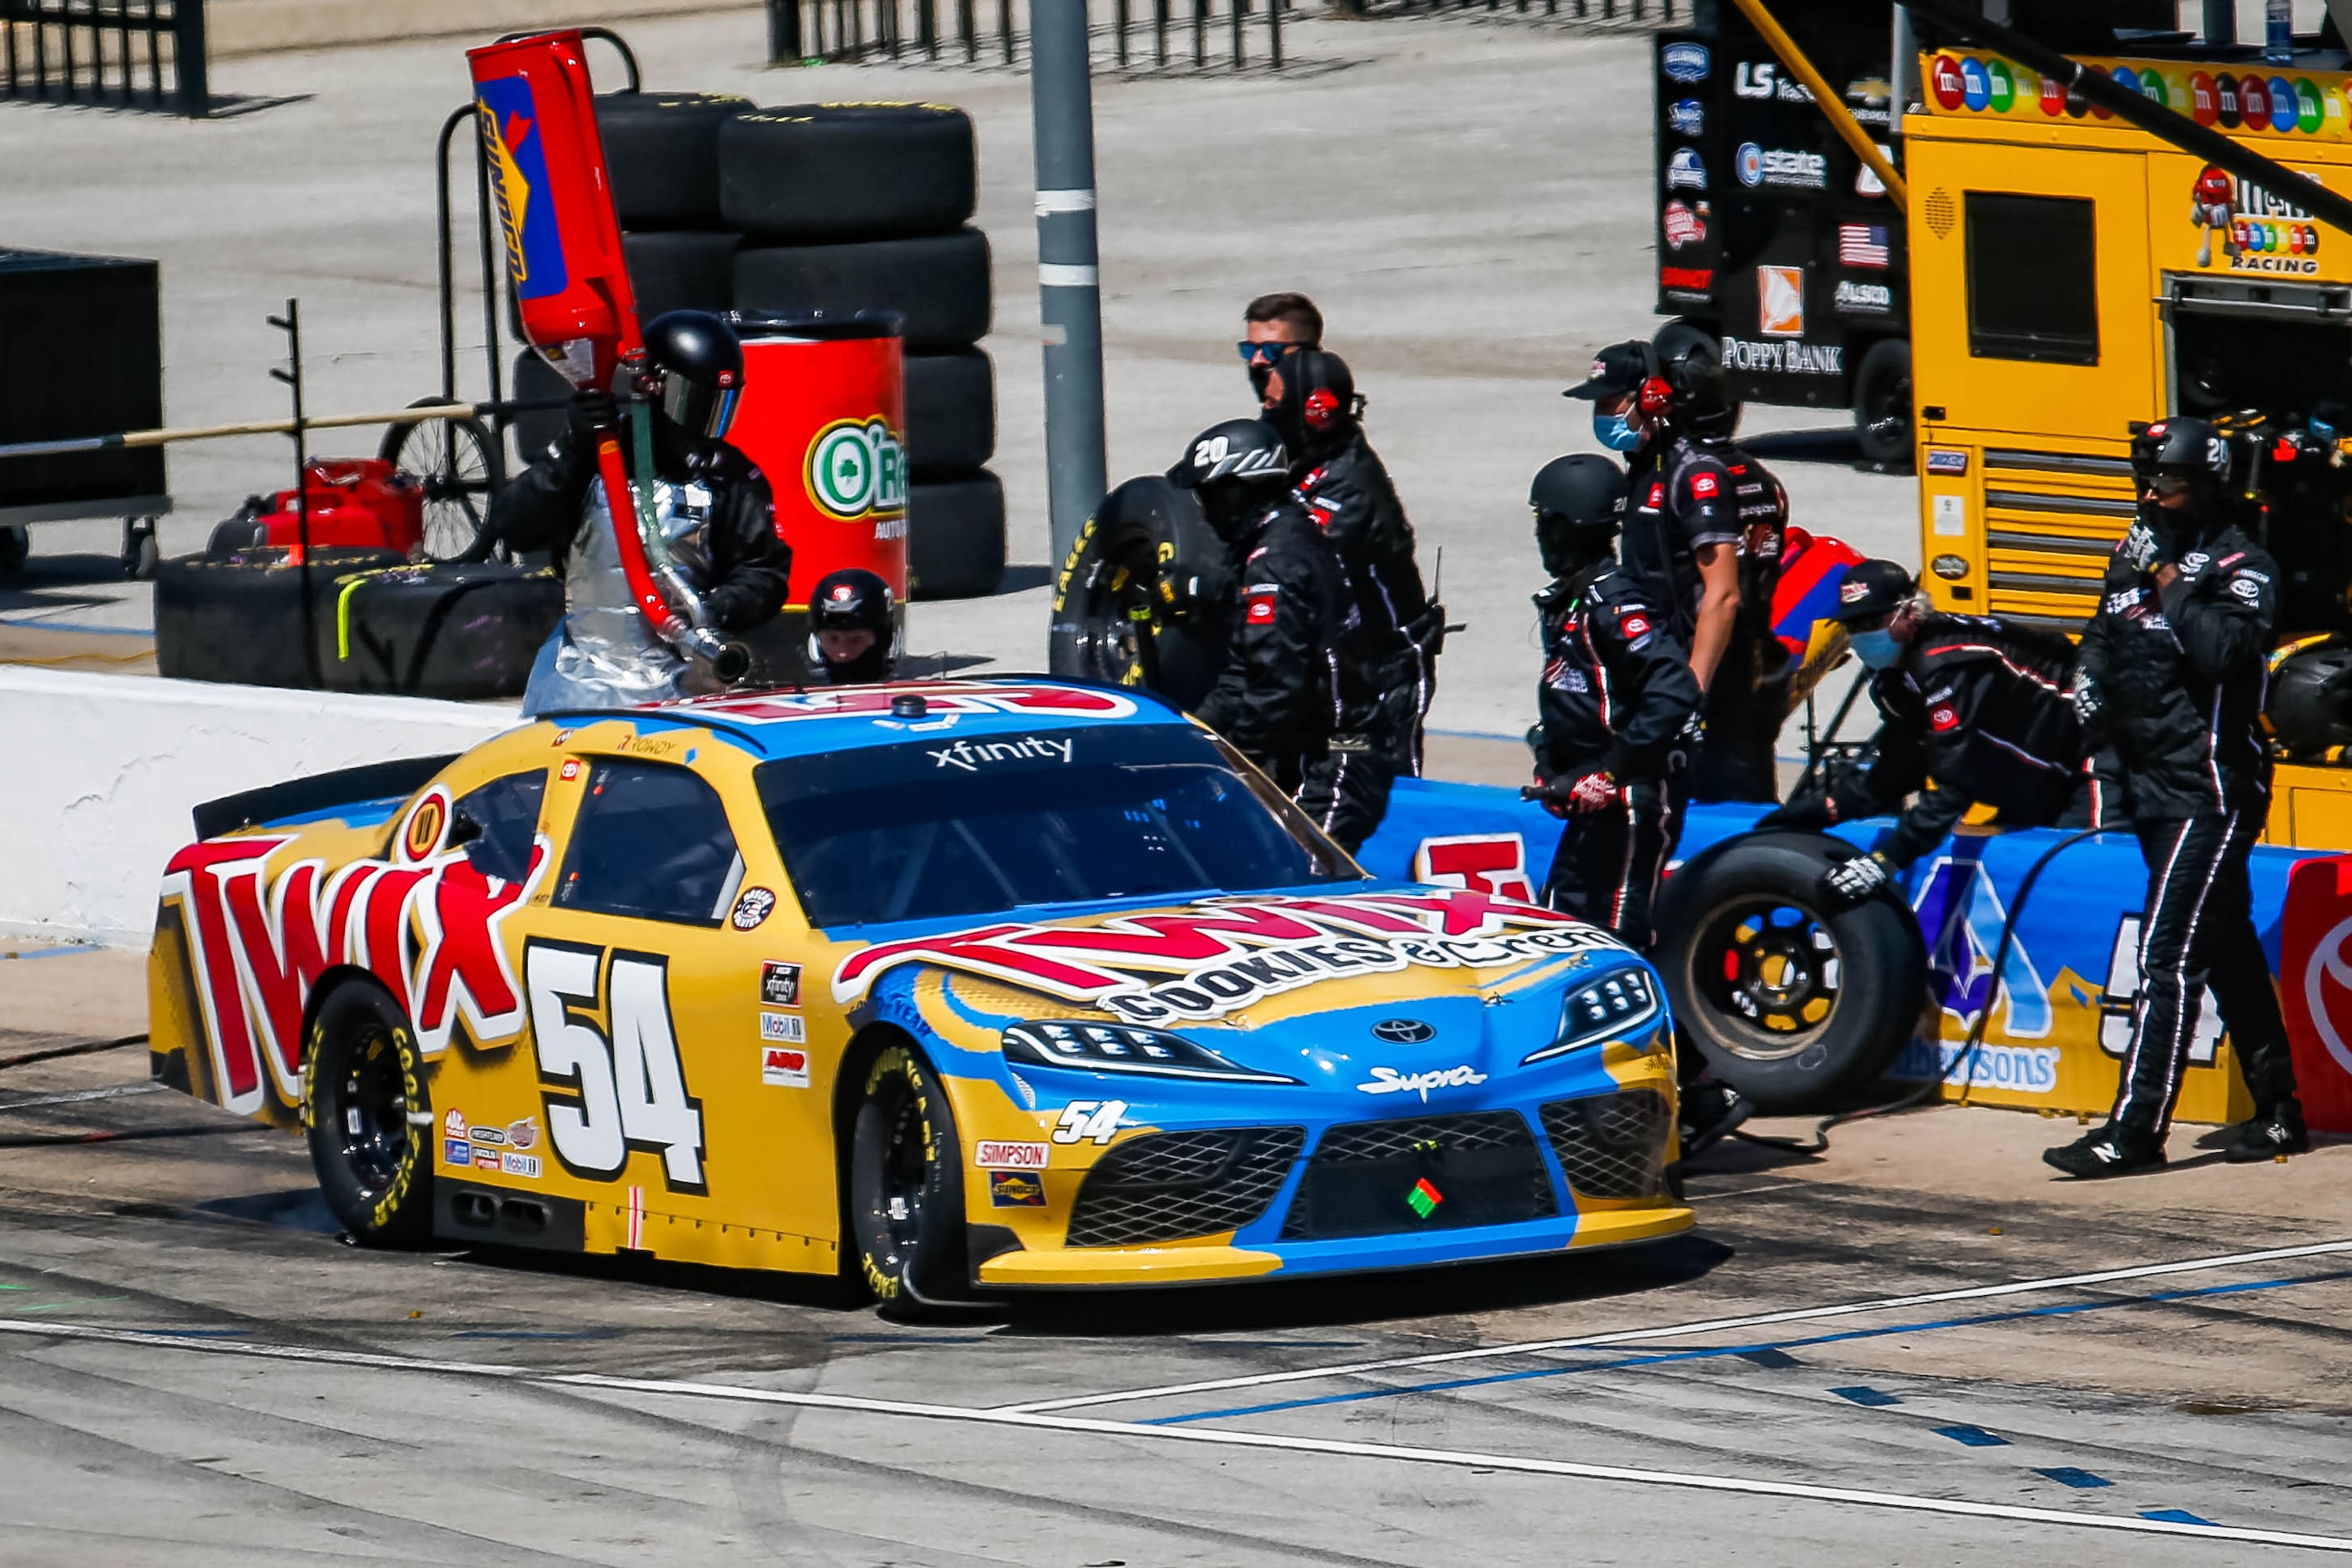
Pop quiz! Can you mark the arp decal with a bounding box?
[159,817,549,1115]
[525,942,707,1191]
[833,888,1626,1024]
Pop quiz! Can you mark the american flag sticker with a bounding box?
[1839,224,1890,269]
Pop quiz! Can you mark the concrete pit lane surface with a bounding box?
[5,944,2352,1565]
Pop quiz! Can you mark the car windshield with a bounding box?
[755,722,1359,928]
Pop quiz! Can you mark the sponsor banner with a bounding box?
[1834,279,1894,316]
[1735,143,1826,190]
[1925,51,2352,144]
[1722,335,1844,377]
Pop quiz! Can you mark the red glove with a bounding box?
[1563,770,1621,813]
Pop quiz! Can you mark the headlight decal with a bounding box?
[1523,969,1663,1064]
[1001,1020,1302,1084]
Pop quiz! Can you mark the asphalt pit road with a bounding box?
[195,1189,338,1233]
[1736,1347,1803,1368]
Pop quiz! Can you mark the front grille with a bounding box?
[1278,1110,1556,1241]
[1541,1090,1672,1200]
[1064,1126,1304,1248]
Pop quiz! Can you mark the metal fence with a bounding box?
[766,0,1674,71]
[0,0,209,115]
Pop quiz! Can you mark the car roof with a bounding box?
[532,677,1192,763]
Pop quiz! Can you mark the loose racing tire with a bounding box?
[303,980,434,1247]
[1046,473,1233,711]
[847,1042,971,1309]
[1853,338,1913,468]
[735,230,992,353]
[719,104,978,241]
[508,350,570,466]
[596,91,752,230]
[904,348,995,477]
[0,523,25,579]
[1653,828,1925,1112]
[623,230,742,321]
[154,547,410,688]
[317,561,564,700]
[907,472,1006,600]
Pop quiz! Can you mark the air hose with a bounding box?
[1732,825,2111,1156]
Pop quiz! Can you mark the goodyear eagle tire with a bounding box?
[735,230,991,353]
[304,980,434,1247]
[904,348,995,477]
[1047,473,1233,711]
[596,91,751,230]
[154,547,411,688]
[719,104,976,240]
[908,472,1006,600]
[319,561,564,701]
[1652,828,1925,1112]
[847,1043,969,1308]
[624,230,741,321]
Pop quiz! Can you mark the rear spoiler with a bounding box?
[192,756,458,841]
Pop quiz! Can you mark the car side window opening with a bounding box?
[1965,190,2099,367]
[556,759,746,926]
[453,770,549,884]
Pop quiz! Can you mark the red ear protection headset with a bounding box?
[1633,341,1674,418]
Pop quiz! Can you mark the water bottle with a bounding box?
[2268,0,2294,63]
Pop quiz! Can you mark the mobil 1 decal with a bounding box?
[524,940,707,1193]
[832,887,1629,1024]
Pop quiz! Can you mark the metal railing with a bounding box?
[0,0,208,115]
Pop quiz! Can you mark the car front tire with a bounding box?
[847,1042,970,1310]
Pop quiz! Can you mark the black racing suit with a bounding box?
[1530,559,1702,953]
[1195,498,1388,852]
[1621,432,1788,803]
[1293,429,1443,781]
[1768,615,2085,868]
[2075,516,2296,1136]
[491,415,793,639]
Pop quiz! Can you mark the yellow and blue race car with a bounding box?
[147,680,1690,1305]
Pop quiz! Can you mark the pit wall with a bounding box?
[0,667,515,948]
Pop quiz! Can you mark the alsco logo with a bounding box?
[807,417,908,521]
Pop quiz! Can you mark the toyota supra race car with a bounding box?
[147,680,1691,1306]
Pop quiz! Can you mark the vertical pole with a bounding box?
[1230,0,1242,67]
[1191,0,1203,68]
[1153,0,1166,65]
[1267,0,1279,68]
[998,0,1010,65]
[169,0,203,116]
[269,301,316,685]
[2201,0,2234,48]
[1889,4,1914,129]
[1115,0,1127,67]
[766,0,802,62]
[1030,0,1107,575]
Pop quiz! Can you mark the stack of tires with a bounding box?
[572,93,1003,599]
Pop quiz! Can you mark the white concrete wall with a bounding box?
[0,669,518,949]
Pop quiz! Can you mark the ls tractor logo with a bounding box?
[474,75,569,301]
[1910,850,2053,1039]
[807,417,909,522]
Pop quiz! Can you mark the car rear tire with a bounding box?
[1653,828,1925,1112]
[847,1042,969,1309]
[303,980,434,1247]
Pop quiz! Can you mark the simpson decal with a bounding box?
[832,888,1629,1024]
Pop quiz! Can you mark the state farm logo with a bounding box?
[2304,913,2352,1078]
[807,417,908,522]
[1735,144,1826,190]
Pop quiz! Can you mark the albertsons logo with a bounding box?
[807,417,908,521]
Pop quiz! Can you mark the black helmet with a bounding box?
[641,311,745,439]
[2130,416,2232,490]
[1170,417,1289,541]
[2268,638,2352,756]
[1266,347,1358,459]
[807,567,896,684]
[1653,323,1737,438]
[1529,454,1627,576]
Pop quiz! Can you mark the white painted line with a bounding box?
[2,1316,2345,1554]
[1038,263,1100,288]
[1000,1238,2352,1414]
[0,1082,167,1110]
[1034,187,1097,215]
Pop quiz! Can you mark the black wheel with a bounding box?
[720,104,976,240]
[303,980,433,1246]
[622,231,741,321]
[1653,829,1925,1112]
[907,472,1007,600]
[735,230,991,353]
[318,560,564,700]
[596,90,749,230]
[904,349,996,478]
[1853,339,1913,468]
[381,400,503,564]
[847,1042,969,1308]
[1047,474,1233,711]
[154,546,409,687]
[0,523,28,579]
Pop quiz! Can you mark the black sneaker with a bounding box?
[2223,1099,2311,1163]
[2043,1125,2166,1179]
[1679,1080,1753,1160]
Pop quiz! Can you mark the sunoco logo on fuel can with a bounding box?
[807,417,908,521]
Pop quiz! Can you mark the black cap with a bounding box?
[1529,454,1628,532]
[1564,341,1655,400]
[1828,558,1917,625]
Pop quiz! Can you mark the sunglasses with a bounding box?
[2142,474,2191,498]
[1237,341,1298,367]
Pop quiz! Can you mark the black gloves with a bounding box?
[567,386,620,445]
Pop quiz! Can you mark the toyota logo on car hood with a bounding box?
[1369,1019,1435,1044]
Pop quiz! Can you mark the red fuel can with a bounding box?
[257,458,424,555]
[465,30,641,387]
[725,316,908,609]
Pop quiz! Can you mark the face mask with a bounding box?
[1849,627,1902,669]
[1594,409,1643,452]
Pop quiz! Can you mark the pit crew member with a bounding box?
[1264,347,1445,782]
[2049,416,2305,1176]
[492,310,791,716]
[1760,559,2086,903]
[1176,417,1387,852]
[806,566,898,685]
